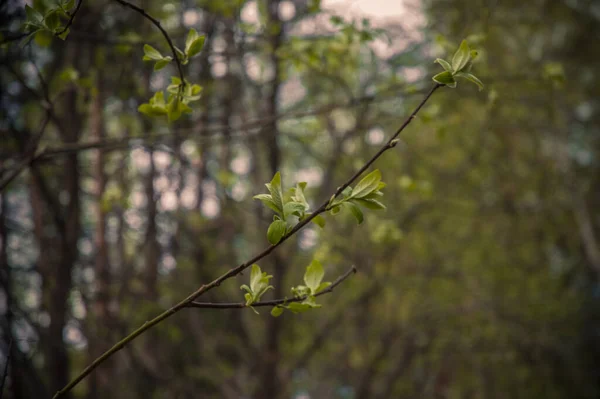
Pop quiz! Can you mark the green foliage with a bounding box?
[137,29,206,122]
[22,0,75,43]
[328,169,386,224]
[433,40,483,90]
[271,260,332,317]
[254,172,325,244]
[138,77,202,122]
[185,29,206,59]
[240,264,274,314]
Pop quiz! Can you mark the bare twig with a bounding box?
[0,114,50,193]
[0,338,12,399]
[52,83,442,398]
[188,266,357,309]
[113,0,185,84]
[55,0,84,37]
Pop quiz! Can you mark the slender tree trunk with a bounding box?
[87,69,112,399]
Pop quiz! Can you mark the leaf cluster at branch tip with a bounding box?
[433,39,484,91]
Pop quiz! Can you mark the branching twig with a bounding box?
[55,0,83,37]
[188,266,357,309]
[113,0,185,84]
[52,83,442,398]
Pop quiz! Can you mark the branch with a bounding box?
[0,113,50,193]
[52,83,442,398]
[113,0,185,84]
[187,266,357,309]
[0,338,12,399]
[22,84,432,161]
[55,0,83,37]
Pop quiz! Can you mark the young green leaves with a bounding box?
[433,39,484,91]
[139,29,206,122]
[142,29,206,71]
[138,77,202,122]
[240,264,274,314]
[328,169,386,225]
[185,28,206,60]
[143,44,172,71]
[254,172,325,245]
[22,0,75,44]
[271,260,332,317]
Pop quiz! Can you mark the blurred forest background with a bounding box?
[1,0,600,398]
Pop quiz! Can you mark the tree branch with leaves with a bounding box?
[13,3,483,397]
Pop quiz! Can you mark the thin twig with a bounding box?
[0,114,50,193]
[113,0,185,84]
[55,0,84,37]
[17,84,431,162]
[52,83,442,398]
[0,338,12,399]
[188,266,357,309]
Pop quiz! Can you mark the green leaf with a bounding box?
[354,198,386,210]
[25,5,44,24]
[154,57,172,71]
[249,264,262,292]
[138,103,166,117]
[185,29,199,52]
[44,9,61,31]
[174,46,186,64]
[271,307,284,317]
[34,30,52,47]
[341,186,353,198]
[240,284,252,294]
[432,71,457,88]
[167,97,182,122]
[57,28,69,40]
[187,36,206,58]
[150,91,165,106]
[253,194,281,214]
[434,58,452,72]
[304,260,325,293]
[451,39,470,73]
[284,201,306,218]
[143,44,163,61]
[62,0,75,10]
[315,281,331,294]
[266,172,284,216]
[291,285,310,297]
[344,201,364,224]
[311,214,326,229]
[245,264,274,305]
[351,169,382,199]
[455,72,484,91]
[286,302,313,313]
[292,182,309,207]
[330,205,341,215]
[267,219,287,245]
[302,296,322,308]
